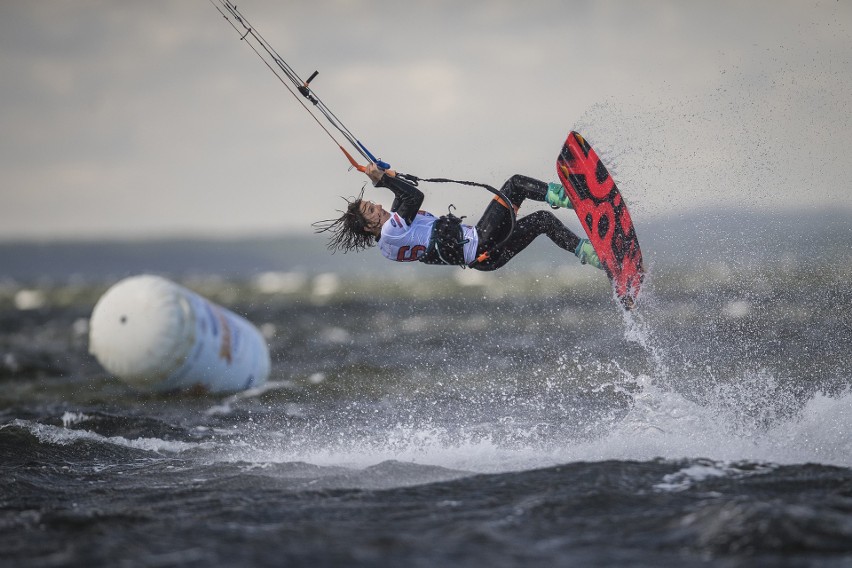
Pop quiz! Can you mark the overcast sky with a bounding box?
[1,1,850,241]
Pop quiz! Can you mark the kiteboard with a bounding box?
[556,131,644,309]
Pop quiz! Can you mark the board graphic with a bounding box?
[556,131,644,309]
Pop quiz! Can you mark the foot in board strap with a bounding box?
[545,182,574,209]
[574,239,604,270]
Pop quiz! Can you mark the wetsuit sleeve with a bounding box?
[377,174,424,226]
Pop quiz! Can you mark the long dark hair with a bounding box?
[312,188,378,253]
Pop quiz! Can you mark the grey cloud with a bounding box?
[0,1,850,239]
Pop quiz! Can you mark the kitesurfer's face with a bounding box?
[359,200,389,235]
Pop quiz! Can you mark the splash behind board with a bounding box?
[556,131,644,309]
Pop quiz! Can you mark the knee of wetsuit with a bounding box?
[501,175,548,206]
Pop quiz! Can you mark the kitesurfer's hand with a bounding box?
[365,162,396,186]
[364,163,384,185]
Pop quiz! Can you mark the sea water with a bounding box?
[1,231,850,567]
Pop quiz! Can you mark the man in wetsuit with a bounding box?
[315,163,603,272]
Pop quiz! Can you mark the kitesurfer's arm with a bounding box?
[365,163,424,225]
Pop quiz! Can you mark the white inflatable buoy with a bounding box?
[88,275,270,393]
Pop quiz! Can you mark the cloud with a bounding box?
[0,1,850,240]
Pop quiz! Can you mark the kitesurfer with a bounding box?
[315,164,603,271]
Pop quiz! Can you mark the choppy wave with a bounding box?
[2,251,851,567]
[8,369,850,484]
[3,419,210,454]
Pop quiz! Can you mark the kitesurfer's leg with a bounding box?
[502,174,574,209]
[475,175,551,251]
[475,196,513,253]
[473,175,596,271]
[502,175,549,206]
[474,211,586,271]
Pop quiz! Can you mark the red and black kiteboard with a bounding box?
[556,131,644,309]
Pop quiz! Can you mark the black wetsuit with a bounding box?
[377,174,581,271]
[474,175,581,271]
